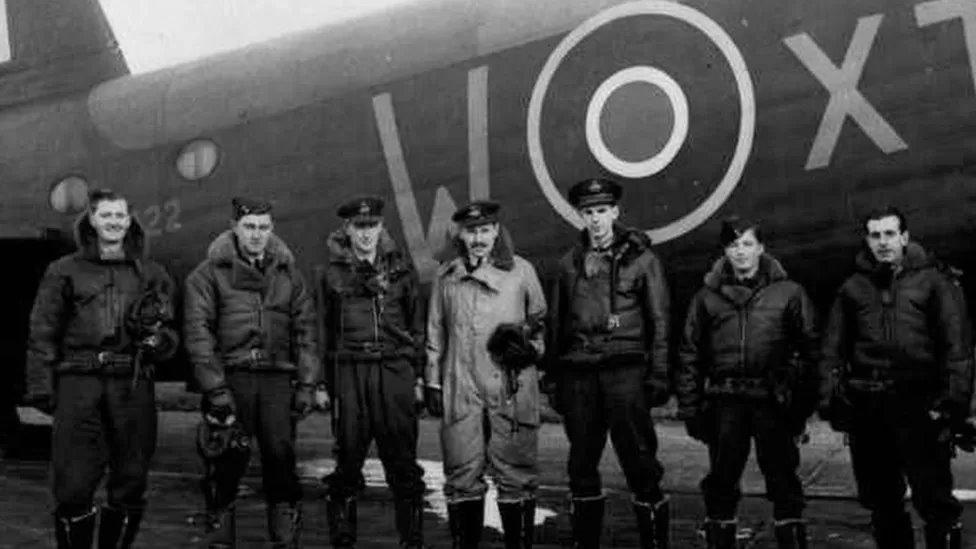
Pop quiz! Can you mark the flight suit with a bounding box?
[426,228,546,547]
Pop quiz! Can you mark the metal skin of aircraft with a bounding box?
[1,0,975,391]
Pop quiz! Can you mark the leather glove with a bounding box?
[539,372,562,415]
[680,405,714,443]
[202,387,237,426]
[424,386,443,418]
[292,383,316,419]
[643,375,671,408]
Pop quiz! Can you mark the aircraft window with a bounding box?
[49,176,90,214]
[176,139,220,181]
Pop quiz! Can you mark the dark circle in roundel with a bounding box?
[600,81,674,164]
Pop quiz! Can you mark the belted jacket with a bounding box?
[677,254,820,416]
[184,230,321,392]
[25,213,178,394]
[547,225,670,387]
[318,228,423,372]
[820,243,974,416]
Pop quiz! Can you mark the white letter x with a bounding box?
[784,15,908,171]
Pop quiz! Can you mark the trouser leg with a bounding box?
[753,402,804,520]
[52,376,107,513]
[561,370,607,548]
[561,370,607,498]
[701,399,751,521]
[255,373,302,504]
[849,399,913,548]
[895,404,962,536]
[603,365,665,504]
[327,363,371,547]
[371,359,426,546]
[442,409,488,503]
[103,377,157,516]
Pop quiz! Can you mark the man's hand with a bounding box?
[424,386,443,418]
[202,387,237,426]
[413,380,426,415]
[643,375,671,408]
[292,383,316,419]
[314,382,331,412]
[23,391,55,415]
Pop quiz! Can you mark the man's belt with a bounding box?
[704,377,770,398]
[225,349,277,370]
[328,341,410,361]
[60,351,135,374]
[844,378,895,393]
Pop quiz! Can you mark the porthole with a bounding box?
[49,176,90,214]
[176,139,220,181]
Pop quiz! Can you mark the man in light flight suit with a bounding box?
[425,201,547,548]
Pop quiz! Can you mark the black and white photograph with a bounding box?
[1,0,975,547]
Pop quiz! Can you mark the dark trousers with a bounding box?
[701,398,803,520]
[849,392,961,531]
[225,371,302,504]
[53,374,157,513]
[559,364,663,502]
[330,358,424,499]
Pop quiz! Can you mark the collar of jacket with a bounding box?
[73,211,147,269]
[325,227,409,274]
[703,254,788,305]
[445,224,516,272]
[854,241,931,275]
[439,256,511,292]
[207,230,295,291]
[572,224,651,269]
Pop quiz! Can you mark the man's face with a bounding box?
[580,203,619,241]
[89,199,131,245]
[724,228,764,275]
[233,213,273,257]
[865,215,908,264]
[459,222,499,260]
[346,219,383,256]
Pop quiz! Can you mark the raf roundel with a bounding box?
[527,0,756,244]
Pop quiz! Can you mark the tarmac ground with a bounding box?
[4,403,976,547]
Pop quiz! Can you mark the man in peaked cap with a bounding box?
[184,196,321,547]
[317,195,427,548]
[426,200,547,548]
[547,178,673,548]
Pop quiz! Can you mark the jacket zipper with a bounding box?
[737,287,763,373]
[372,296,380,343]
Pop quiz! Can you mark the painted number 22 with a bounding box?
[139,198,182,237]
